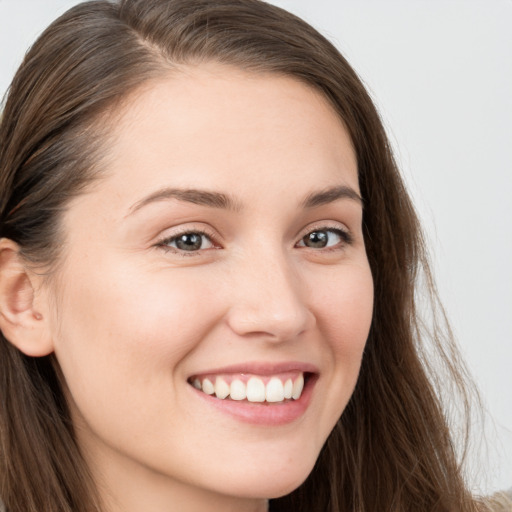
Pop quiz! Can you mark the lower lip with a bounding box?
[190,375,317,426]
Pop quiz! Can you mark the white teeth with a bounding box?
[266,377,285,402]
[292,374,304,400]
[202,378,215,395]
[284,378,293,399]
[230,379,247,401]
[214,377,230,399]
[246,377,266,402]
[193,373,306,402]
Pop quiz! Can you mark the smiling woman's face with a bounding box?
[46,64,374,511]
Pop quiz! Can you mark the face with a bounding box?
[46,64,373,510]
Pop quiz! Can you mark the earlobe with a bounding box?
[0,238,54,357]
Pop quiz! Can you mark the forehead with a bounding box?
[109,64,355,179]
[68,63,358,223]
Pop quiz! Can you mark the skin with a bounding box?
[37,64,374,511]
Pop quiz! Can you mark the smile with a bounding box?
[190,373,305,403]
[187,363,318,425]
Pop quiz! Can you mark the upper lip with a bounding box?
[188,361,319,379]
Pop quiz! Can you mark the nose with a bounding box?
[225,250,315,342]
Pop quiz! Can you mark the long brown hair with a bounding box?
[0,1,486,510]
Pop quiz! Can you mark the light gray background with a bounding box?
[1,0,510,495]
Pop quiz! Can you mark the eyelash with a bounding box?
[296,225,353,251]
[156,228,218,257]
[156,225,353,256]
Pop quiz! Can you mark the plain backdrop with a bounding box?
[1,0,511,495]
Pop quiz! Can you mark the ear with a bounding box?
[0,238,54,357]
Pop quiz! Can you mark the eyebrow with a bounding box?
[128,187,242,214]
[128,184,362,216]
[301,185,363,208]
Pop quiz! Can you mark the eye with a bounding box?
[159,231,215,252]
[296,227,351,249]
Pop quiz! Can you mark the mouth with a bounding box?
[187,371,309,403]
[186,363,318,425]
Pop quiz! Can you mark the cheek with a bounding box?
[50,258,223,413]
[314,261,374,348]
[310,262,373,417]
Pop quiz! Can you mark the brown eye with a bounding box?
[163,232,214,252]
[297,228,349,249]
[303,231,328,248]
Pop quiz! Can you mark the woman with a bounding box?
[0,1,508,511]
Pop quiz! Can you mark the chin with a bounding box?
[261,474,310,500]
[213,455,316,500]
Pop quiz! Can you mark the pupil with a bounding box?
[176,233,202,251]
[306,231,327,248]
